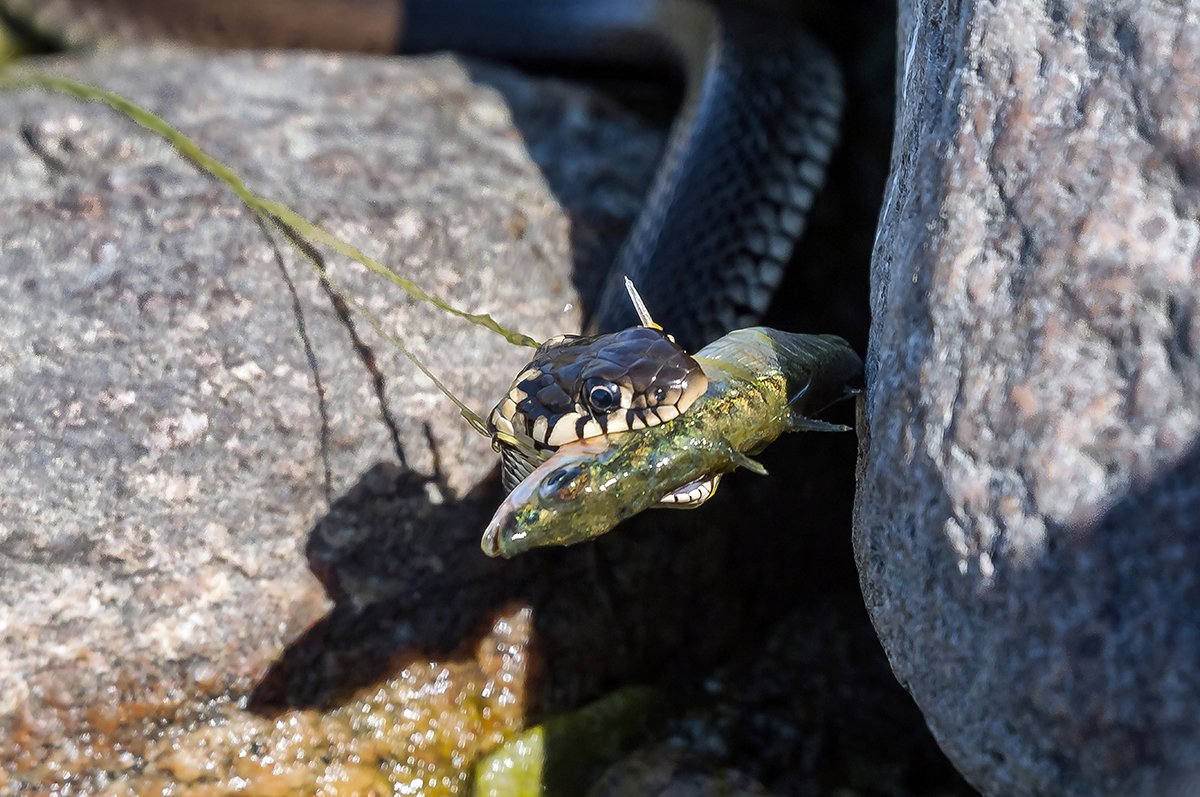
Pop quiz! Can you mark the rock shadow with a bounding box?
[981,439,1200,793]
[463,59,674,320]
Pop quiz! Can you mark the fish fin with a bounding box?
[788,416,852,433]
[623,276,661,330]
[785,379,813,410]
[729,449,769,476]
[785,382,859,433]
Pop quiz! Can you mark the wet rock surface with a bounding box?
[105,607,532,797]
[857,2,1200,795]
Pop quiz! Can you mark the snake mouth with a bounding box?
[488,326,707,447]
[657,474,721,508]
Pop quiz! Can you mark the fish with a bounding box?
[481,327,863,557]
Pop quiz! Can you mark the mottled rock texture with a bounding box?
[856,2,1200,795]
[0,46,652,791]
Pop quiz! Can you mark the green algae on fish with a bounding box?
[481,327,863,557]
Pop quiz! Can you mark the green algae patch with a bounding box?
[90,607,534,797]
[473,727,545,797]
[472,686,670,797]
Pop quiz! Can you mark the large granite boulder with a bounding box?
[856,2,1200,795]
[0,46,654,791]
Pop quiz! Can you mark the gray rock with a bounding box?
[856,2,1200,795]
[0,46,663,785]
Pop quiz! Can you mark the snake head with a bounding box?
[486,326,708,491]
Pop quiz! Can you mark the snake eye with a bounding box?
[585,380,620,412]
[652,386,667,402]
[540,464,582,499]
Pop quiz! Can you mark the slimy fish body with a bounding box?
[482,327,863,557]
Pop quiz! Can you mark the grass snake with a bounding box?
[4,0,853,507]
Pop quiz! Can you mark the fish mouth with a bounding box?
[657,474,721,508]
[480,438,609,558]
[481,501,521,558]
[481,516,503,557]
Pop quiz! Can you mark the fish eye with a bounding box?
[541,464,581,499]
[585,380,619,412]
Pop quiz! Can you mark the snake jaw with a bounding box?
[656,474,721,508]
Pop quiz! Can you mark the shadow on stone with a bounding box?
[990,440,1200,794]
[247,462,506,710]
[464,60,670,318]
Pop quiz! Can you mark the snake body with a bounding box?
[6,0,845,464]
[398,0,844,350]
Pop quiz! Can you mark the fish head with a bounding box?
[481,437,636,558]
[481,428,739,558]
